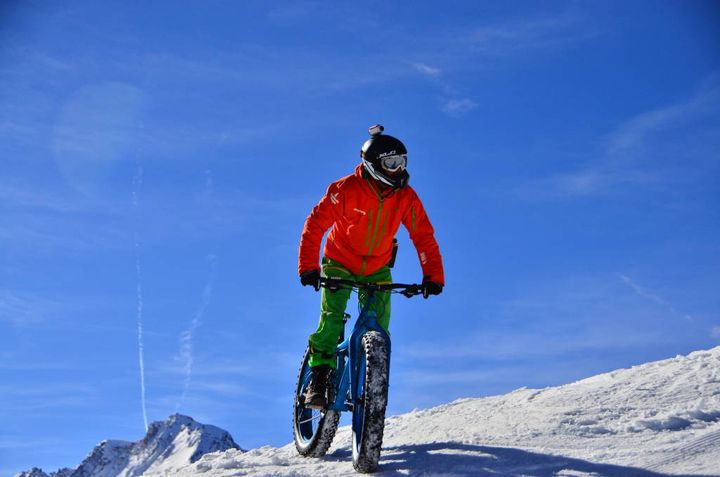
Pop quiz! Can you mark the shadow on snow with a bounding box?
[326,442,716,477]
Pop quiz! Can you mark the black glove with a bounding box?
[300,269,321,291]
[422,277,443,299]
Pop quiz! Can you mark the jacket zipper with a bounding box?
[367,198,384,256]
[360,173,393,277]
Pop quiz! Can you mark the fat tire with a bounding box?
[352,331,390,473]
[293,347,340,457]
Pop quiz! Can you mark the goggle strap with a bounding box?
[363,160,395,187]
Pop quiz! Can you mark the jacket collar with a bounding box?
[354,164,398,200]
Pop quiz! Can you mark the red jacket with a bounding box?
[298,165,444,284]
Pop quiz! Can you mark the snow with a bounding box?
[16,414,240,477]
[179,347,720,476]
[18,347,720,476]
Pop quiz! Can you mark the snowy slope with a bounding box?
[178,347,720,476]
[17,414,240,477]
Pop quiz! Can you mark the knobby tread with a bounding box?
[293,348,340,457]
[353,331,390,473]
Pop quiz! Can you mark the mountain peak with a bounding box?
[140,413,242,465]
[17,415,241,477]
[16,468,49,477]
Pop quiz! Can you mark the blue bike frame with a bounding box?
[327,293,391,412]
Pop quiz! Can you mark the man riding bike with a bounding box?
[298,124,444,408]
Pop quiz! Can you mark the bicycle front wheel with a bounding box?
[352,330,390,473]
[293,347,340,457]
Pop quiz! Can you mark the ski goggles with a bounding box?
[379,154,407,172]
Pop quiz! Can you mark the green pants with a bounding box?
[308,257,392,368]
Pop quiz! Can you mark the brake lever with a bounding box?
[401,287,422,298]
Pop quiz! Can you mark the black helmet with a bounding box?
[360,124,409,189]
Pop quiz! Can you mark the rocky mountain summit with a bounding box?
[16,414,241,477]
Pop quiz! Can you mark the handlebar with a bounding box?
[318,277,424,298]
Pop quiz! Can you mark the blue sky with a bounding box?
[1,1,719,475]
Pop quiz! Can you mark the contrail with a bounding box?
[177,254,217,410]
[619,274,693,322]
[176,168,218,410]
[133,163,149,432]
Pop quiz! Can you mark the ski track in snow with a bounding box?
[646,428,720,473]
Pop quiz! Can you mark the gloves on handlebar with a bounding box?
[300,269,321,291]
[422,277,443,299]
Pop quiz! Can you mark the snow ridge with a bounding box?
[186,346,720,476]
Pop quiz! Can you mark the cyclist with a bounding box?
[298,124,445,408]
